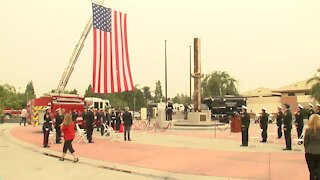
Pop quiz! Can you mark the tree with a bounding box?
[202,71,239,97]
[68,89,78,94]
[84,84,95,97]
[142,86,153,103]
[25,81,36,100]
[154,81,164,103]
[0,84,23,109]
[172,93,190,104]
[307,68,320,102]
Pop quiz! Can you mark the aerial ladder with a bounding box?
[56,0,104,94]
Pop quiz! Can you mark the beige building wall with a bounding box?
[297,95,315,106]
[246,96,282,114]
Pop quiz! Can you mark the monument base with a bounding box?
[174,111,212,126]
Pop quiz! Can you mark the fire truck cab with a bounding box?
[84,97,111,110]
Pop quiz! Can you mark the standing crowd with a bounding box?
[41,105,133,163]
[240,103,320,179]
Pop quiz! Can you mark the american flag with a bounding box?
[92,3,134,94]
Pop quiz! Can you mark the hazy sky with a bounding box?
[0,0,319,97]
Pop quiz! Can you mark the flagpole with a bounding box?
[165,40,168,103]
[189,45,192,104]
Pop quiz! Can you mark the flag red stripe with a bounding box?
[120,13,128,91]
[114,11,121,92]
[98,30,102,93]
[92,5,134,94]
[110,31,114,93]
[104,31,107,93]
[93,28,97,92]
[124,14,134,90]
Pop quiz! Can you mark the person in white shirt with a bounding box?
[20,108,28,126]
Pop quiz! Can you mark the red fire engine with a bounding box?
[28,93,84,126]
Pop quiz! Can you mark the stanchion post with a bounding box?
[214,120,217,138]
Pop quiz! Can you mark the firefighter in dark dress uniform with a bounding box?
[308,103,315,119]
[86,105,94,143]
[96,109,103,132]
[110,110,116,129]
[295,104,304,139]
[54,108,64,144]
[115,111,121,132]
[166,101,173,121]
[42,108,52,147]
[260,107,269,143]
[240,105,250,147]
[71,109,78,122]
[283,104,292,150]
[99,109,106,136]
[276,106,283,138]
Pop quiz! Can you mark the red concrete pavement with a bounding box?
[11,125,309,180]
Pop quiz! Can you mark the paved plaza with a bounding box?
[0,121,309,180]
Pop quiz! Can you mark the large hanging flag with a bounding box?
[92,3,134,94]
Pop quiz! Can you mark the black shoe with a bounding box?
[240,144,247,147]
[260,141,267,143]
[89,141,95,143]
[124,139,127,141]
[128,139,132,141]
[59,158,64,161]
[282,148,292,150]
[73,157,79,163]
[56,142,62,144]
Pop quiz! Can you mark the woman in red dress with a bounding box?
[60,114,79,162]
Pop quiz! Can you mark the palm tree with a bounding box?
[307,68,320,102]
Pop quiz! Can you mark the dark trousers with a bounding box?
[297,125,304,138]
[305,153,320,180]
[86,126,93,142]
[63,139,75,153]
[166,112,172,121]
[241,127,249,145]
[20,117,26,126]
[43,129,50,147]
[55,127,61,143]
[261,128,267,142]
[184,111,188,120]
[284,129,292,149]
[101,124,105,136]
[124,125,131,140]
[277,125,282,138]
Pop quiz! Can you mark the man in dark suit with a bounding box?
[123,107,133,141]
[276,106,283,138]
[283,104,292,150]
[240,105,250,147]
[54,108,64,144]
[86,105,95,143]
[260,107,269,143]
[295,104,304,139]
